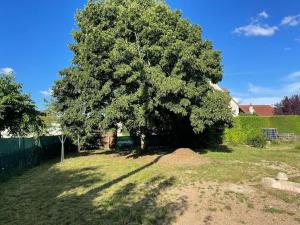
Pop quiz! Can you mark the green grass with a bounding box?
[263,206,295,216]
[224,204,232,210]
[190,143,300,183]
[262,186,300,206]
[0,142,300,224]
[295,218,300,224]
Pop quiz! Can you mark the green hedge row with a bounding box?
[224,116,300,144]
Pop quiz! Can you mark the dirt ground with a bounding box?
[167,182,299,225]
[138,148,300,225]
[156,148,210,166]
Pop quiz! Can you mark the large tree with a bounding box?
[274,95,300,115]
[53,0,233,148]
[0,72,43,137]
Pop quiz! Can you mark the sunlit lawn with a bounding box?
[0,142,300,225]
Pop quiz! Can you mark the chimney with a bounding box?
[249,105,255,114]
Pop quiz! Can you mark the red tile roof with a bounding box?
[239,105,274,116]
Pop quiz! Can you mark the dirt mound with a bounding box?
[157,148,209,166]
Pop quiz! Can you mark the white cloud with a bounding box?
[238,97,281,105]
[248,83,273,94]
[284,47,291,51]
[281,15,300,26]
[0,67,14,75]
[232,70,300,106]
[40,89,53,97]
[287,71,300,79]
[234,24,278,37]
[259,11,269,19]
[234,11,278,37]
[285,82,300,93]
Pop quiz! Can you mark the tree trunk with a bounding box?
[77,134,81,153]
[61,140,65,162]
[59,134,66,163]
[140,133,147,151]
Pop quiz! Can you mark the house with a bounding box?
[46,122,62,136]
[0,129,12,138]
[239,105,274,116]
[210,82,240,117]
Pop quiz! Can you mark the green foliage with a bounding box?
[246,134,267,148]
[0,73,43,136]
[225,116,300,145]
[53,0,233,147]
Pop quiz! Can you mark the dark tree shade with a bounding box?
[274,95,300,115]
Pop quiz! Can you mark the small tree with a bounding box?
[58,133,67,162]
[0,72,43,137]
[274,95,300,115]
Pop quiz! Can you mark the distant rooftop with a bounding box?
[239,105,274,116]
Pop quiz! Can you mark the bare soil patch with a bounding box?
[227,160,300,177]
[157,148,210,166]
[167,182,300,225]
[123,148,210,167]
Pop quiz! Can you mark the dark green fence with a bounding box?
[0,136,72,182]
[117,135,171,149]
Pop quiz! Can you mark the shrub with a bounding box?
[246,134,267,148]
[224,116,300,145]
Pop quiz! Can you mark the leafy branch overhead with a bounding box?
[53,0,233,147]
[0,72,43,136]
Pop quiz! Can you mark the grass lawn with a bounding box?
[0,143,300,225]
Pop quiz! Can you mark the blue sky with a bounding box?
[0,0,300,109]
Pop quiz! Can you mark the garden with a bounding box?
[1,1,300,224]
[1,141,300,225]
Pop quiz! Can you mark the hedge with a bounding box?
[224,116,300,144]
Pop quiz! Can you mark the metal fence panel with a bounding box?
[0,136,64,182]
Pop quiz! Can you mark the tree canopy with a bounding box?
[274,95,300,115]
[53,0,233,148]
[0,72,43,137]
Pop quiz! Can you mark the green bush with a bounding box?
[246,134,267,148]
[224,116,300,145]
[224,116,262,145]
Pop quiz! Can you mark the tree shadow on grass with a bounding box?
[57,175,187,225]
[89,177,187,225]
[0,155,187,225]
[199,144,234,154]
[76,148,173,159]
[75,144,234,162]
